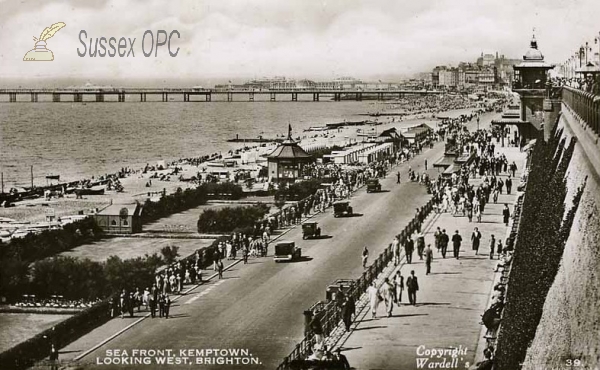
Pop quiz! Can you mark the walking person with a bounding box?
[489,235,496,260]
[217,259,224,279]
[425,159,428,170]
[381,278,395,317]
[497,240,503,259]
[149,295,156,318]
[309,314,324,345]
[424,244,433,275]
[158,294,165,318]
[164,295,171,319]
[452,230,463,260]
[471,227,482,255]
[406,270,419,306]
[404,238,414,264]
[341,295,355,331]
[242,245,249,264]
[440,229,449,258]
[367,281,381,318]
[394,271,404,306]
[434,227,442,252]
[49,344,59,370]
[362,246,369,268]
[506,176,512,195]
[392,237,400,266]
[510,161,517,177]
[397,171,401,184]
[502,204,511,226]
[416,234,425,260]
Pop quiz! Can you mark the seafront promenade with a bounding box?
[330,143,527,369]
[32,110,494,370]
[35,117,459,369]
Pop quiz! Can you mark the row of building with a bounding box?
[430,52,521,90]
[214,76,406,91]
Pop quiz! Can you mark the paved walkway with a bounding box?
[334,145,527,370]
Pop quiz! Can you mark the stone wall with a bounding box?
[522,116,600,369]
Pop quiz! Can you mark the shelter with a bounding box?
[403,123,433,144]
[266,126,314,183]
[511,34,556,142]
[95,203,143,234]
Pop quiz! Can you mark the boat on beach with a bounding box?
[74,186,105,196]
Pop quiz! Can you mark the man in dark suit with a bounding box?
[424,244,433,275]
[505,176,512,194]
[334,349,351,369]
[452,230,463,259]
[440,229,449,258]
[404,238,414,264]
[406,270,419,305]
[502,204,511,226]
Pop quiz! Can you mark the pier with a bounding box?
[0,88,441,103]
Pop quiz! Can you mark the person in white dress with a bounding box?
[367,281,380,319]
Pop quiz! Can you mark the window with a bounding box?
[123,220,129,226]
[111,220,117,226]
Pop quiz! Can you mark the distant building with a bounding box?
[431,52,519,90]
[95,203,143,234]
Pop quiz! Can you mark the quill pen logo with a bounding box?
[23,22,66,61]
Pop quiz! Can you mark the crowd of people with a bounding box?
[551,75,600,95]
[335,106,520,369]
[13,296,101,310]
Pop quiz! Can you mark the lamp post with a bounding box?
[585,42,589,65]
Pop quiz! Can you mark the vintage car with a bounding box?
[273,241,302,262]
[366,178,382,193]
[333,200,353,217]
[302,222,321,239]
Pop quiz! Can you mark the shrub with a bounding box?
[160,245,180,265]
[275,179,323,201]
[197,204,270,234]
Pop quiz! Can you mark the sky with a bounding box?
[0,0,599,85]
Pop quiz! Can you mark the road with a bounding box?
[62,112,496,370]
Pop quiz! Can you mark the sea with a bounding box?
[0,96,407,188]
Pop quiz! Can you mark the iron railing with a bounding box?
[276,198,435,369]
[561,87,600,137]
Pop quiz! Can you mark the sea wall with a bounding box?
[522,113,600,369]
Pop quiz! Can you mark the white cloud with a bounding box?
[0,0,599,82]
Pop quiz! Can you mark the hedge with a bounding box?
[0,217,103,264]
[494,125,585,370]
[141,182,244,223]
[0,298,113,370]
[197,204,270,234]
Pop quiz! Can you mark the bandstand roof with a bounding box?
[267,138,312,160]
